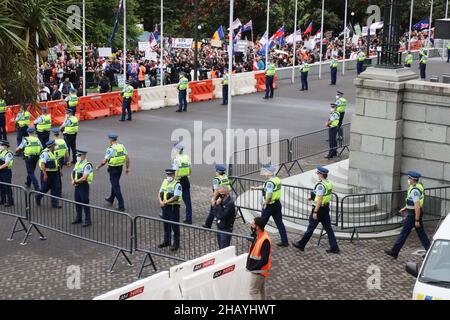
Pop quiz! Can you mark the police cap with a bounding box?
[76,149,88,155]
[407,171,421,180]
[108,133,119,140]
[215,164,226,173]
[165,169,176,175]
[174,143,184,150]
[337,91,344,96]
[316,166,329,175]
[51,128,60,134]
[46,140,56,147]
[27,127,36,134]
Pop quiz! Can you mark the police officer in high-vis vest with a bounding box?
[385,171,431,259]
[65,88,79,114]
[325,103,340,159]
[221,68,229,105]
[335,91,347,139]
[447,42,450,63]
[36,140,62,208]
[263,62,276,100]
[0,140,14,206]
[203,164,232,229]
[0,96,7,140]
[15,127,42,190]
[60,108,78,164]
[120,80,134,121]
[172,143,192,224]
[71,150,93,227]
[52,128,69,169]
[158,169,182,251]
[299,61,310,91]
[330,56,339,85]
[293,166,340,254]
[34,106,52,147]
[96,133,130,212]
[15,104,31,156]
[251,164,289,247]
[419,48,428,80]
[246,216,272,300]
[357,48,366,75]
[405,50,413,68]
[176,73,189,112]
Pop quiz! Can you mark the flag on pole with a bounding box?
[150,32,157,48]
[271,26,285,42]
[153,25,159,42]
[212,26,225,40]
[109,0,124,46]
[339,23,353,37]
[228,18,242,30]
[354,23,362,35]
[242,20,253,32]
[259,31,268,47]
[235,27,242,42]
[303,21,313,36]
[413,19,430,30]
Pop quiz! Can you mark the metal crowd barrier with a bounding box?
[134,215,252,278]
[0,182,29,241]
[24,191,134,273]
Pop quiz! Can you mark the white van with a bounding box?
[406,213,450,300]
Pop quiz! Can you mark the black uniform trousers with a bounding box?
[107,166,125,210]
[179,176,192,223]
[391,210,431,255]
[261,200,288,244]
[357,61,364,75]
[300,72,308,90]
[37,131,50,148]
[63,133,77,164]
[24,156,40,190]
[162,204,180,246]
[338,112,345,138]
[75,183,91,223]
[36,171,61,207]
[420,63,426,80]
[121,97,132,121]
[0,168,13,205]
[330,67,337,85]
[327,126,338,157]
[222,84,228,104]
[265,76,274,98]
[0,113,7,140]
[16,126,28,154]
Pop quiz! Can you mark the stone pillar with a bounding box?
[348,67,418,192]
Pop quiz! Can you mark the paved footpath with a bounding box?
[0,59,447,300]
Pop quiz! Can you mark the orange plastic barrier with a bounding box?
[80,94,112,120]
[189,80,215,102]
[254,72,278,92]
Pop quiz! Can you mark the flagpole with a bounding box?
[36,33,39,84]
[291,0,298,83]
[442,0,448,57]
[265,0,270,68]
[428,0,433,48]
[408,0,413,51]
[226,0,234,166]
[82,0,86,96]
[343,0,348,76]
[318,0,324,79]
[123,0,127,86]
[160,0,164,86]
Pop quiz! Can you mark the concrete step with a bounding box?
[337,159,349,176]
[328,169,349,185]
[309,175,355,194]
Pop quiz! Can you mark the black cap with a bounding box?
[165,169,176,175]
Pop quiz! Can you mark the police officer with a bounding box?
[15,127,42,190]
[15,104,31,156]
[263,61,276,99]
[52,128,69,169]
[330,56,339,85]
[36,140,62,208]
[335,91,347,139]
[203,164,232,228]
[120,80,134,121]
[71,150,93,227]
[357,48,366,75]
[65,88,79,114]
[95,133,130,212]
[385,171,431,259]
[157,169,182,251]
[447,42,450,63]
[292,166,340,254]
[176,72,189,112]
[299,61,310,91]
[419,48,428,80]
[251,164,289,247]
[405,50,413,68]
[211,186,236,249]
[325,103,340,159]
[221,68,229,105]
[60,109,78,164]
[34,106,52,147]
[0,96,7,140]
[172,143,192,224]
[0,140,14,206]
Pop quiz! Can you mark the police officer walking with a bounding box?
[14,104,31,156]
[34,106,52,147]
[71,150,93,227]
[0,96,7,140]
[385,171,431,259]
[325,103,340,159]
[203,164,231,229]
[172,143,192,224]
[36,140,62,208]
[251,164,289,247]
[211,186,236,249]
[0,140,14,206]
[419,48,428,80]
[335,91,347,139]
[60,109,78,165]
[292,166,340,254]
[299,61,310,91]
[176,73,189,112]
[221,68,229,105]
[52,128,69,169]
[65,88,79,113]
[120,80,134,121]
[158,169,182,251]
[15,127,42,190]
[330,56,339,85]
[263,61,276,99]
[95,133,130,212]
[356,48,366,75]
[405,50,413,68]
[447,42,450,63]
